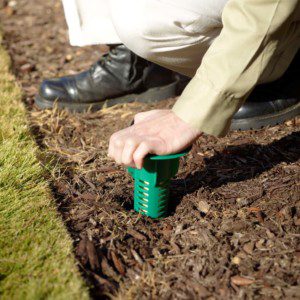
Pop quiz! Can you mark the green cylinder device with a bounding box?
[127,149,189,219]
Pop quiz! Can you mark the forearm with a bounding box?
[173,0,300,137]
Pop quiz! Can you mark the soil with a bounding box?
[1,0,300,299]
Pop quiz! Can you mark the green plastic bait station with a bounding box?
[127,149,189,219]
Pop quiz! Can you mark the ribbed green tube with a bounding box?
[128,150,189,218]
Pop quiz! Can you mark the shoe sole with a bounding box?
[35,79,179,112]
[230,101,300,131]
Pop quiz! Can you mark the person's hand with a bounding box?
[108,109,202,169]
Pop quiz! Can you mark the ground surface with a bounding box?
[1,0,300,299]
[0,27,88,300]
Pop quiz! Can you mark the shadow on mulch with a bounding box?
[170,131,300,213]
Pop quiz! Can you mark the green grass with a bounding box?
[0,32,89,299]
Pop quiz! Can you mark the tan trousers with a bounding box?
[62,0,121,45]
[62,0,228,77]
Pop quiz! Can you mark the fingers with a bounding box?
[109,134,165,169]
[108,126,132,161]
[109,129,142,167]
[109,135,124,165]
[132,141,150,169]
[108,133,117,159]
[110,136,150,169]
[121,138,140,166]
[109,109,174,168]
[133,138,166,169]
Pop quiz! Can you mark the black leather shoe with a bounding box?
[231,51,300,130]
[35,45,181,112]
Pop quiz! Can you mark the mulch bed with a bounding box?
[1,0,299,298]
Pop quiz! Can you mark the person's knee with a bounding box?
[114,22,158,61]
[109,1,160,62]
[109,0,218,76]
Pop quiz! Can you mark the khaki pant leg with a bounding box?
[62,0,121,46]
[109,0,227,77]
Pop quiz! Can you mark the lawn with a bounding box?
[0,31,89,300]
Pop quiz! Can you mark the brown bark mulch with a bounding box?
[1,1,299,298]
